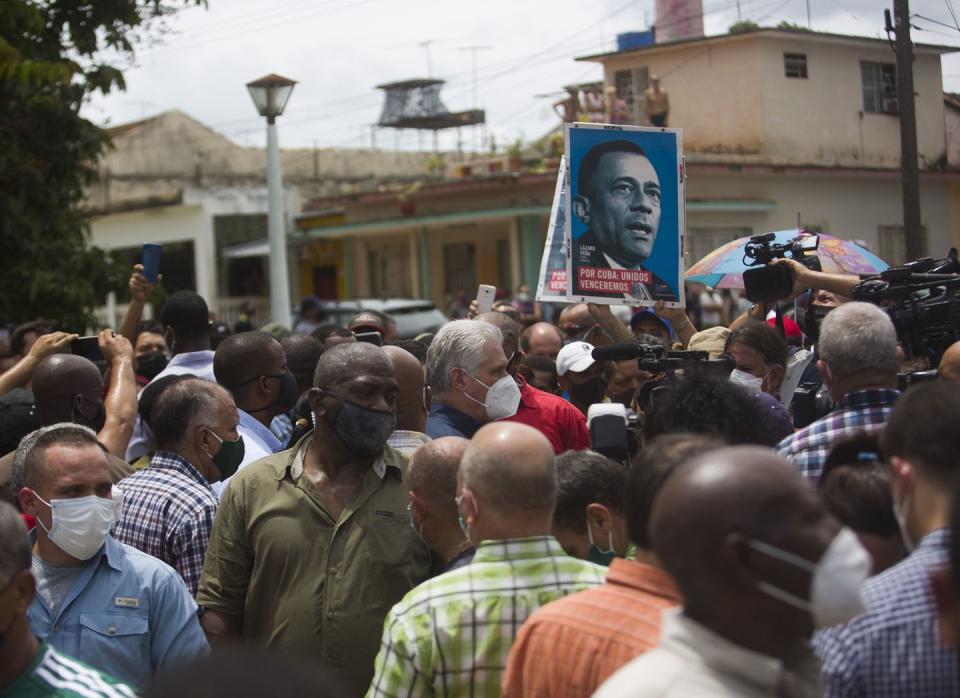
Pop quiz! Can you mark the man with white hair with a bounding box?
[776,302,900,484]
[425,320,520,439]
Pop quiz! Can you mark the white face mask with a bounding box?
[730,368,764,394]
[748,527,871,628]
[464,373,521,420]
[34,493,116,561]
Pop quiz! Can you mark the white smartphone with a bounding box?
[476,284,496,314]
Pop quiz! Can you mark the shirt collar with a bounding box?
[281,432,399,481]
[472,535,568,564]
[660,609,784,690]
[150,451,210,487]
[516,375,537,408]
[166,350,215,368]
[28,527,124,573]
[238,409,283,451]
[605,558,682,603]
[834,387,900,411]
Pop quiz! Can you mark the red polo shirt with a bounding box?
[505,376,590,454]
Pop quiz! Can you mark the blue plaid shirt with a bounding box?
[776,388,899,484]
[113,452,217,596]
[813,529,958,697]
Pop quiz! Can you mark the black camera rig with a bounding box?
[852,249,960,367]
[742,232,823,303]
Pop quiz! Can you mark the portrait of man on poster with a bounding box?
[571,138,678,302]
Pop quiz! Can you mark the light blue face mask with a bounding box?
[586,522,616,566]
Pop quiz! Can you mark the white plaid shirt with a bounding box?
[814,528,959,697]
[113,452,217,596]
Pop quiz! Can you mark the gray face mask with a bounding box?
[322,390,396,457]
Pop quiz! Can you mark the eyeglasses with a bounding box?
[562,325,586,337]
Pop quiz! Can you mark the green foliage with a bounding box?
[776,20,812,32]
[0,0,202,332]
[729,20,760,34]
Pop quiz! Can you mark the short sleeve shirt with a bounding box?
[196,434,434,696]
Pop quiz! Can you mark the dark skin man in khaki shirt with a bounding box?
[197,343,435,694]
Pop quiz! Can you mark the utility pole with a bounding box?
[419,39,435,77]
[890,1,924,261]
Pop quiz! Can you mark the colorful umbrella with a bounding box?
[686,230,889,289]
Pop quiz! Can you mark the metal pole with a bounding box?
[265,118,291,327]
[893,0,923,261]
[806,0,811,29]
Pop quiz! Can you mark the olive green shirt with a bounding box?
[196,433,434,695]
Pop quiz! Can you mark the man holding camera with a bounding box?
[776,302,901,484]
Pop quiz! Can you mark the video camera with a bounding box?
[742,232,822,303]
[591,342,734,413]
[852,249,960,367]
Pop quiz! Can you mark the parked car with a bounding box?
[293,299,449,340]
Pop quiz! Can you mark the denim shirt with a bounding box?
[27,534,209,688]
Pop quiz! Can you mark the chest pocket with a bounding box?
[363,510,413,568]
[79,611,149,676]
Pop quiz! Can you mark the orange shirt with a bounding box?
[501,557,682,698]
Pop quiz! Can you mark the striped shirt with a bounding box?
[814,528,960,697]
[501,558,682,697]
[113,451,217,595]
[1,642,136,698]
[366,536,606,698]
[776,388,899,484]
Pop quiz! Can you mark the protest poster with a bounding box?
[564,122,685,307]
[535,156,569,303]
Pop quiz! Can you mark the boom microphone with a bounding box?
[591,342,644,362]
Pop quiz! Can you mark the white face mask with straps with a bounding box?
[34,490,118,561]
[748,527,871,628]
[462,373,521,420]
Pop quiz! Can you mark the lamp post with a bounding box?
[246,73,296,327]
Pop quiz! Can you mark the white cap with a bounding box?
[556,341,596,375]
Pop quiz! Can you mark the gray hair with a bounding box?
[151,379,229,452]
[0,500,31,584]
[426,320,503,394]
[819,302,899,382]
[13,423,99,494]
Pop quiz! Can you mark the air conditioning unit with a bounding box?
[882,96,900,114]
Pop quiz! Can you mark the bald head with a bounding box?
[32,355,103,426]
[461,422,556,515]
[314,342,393,390]
[407,437,468,508]
[939,341,960,382]
[383,345,428,432]
[521,323,563,359]
[476,311,521,359]
[281,334,324,395]
[651,447,837,610]
[214,331,285,392]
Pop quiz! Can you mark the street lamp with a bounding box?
[246,73,297,327]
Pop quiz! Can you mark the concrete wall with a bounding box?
[597,32,948,168]
[601,36,767,156]
[89,204,216,303]
[947,105,960,167]
[758,35,946,168]
[686,168,954,264]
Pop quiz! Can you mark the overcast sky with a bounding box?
[81,0,960,152]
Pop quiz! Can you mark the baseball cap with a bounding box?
[687,326,731,360]
[767,315,803,340]
[347,312,386,334]
[556,342,596,375]
[629,309,672,338]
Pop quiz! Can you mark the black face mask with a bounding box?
[570,377,608,408]
[73,395,106,433]
[321,391,396,457]
[234,369,300,414]
[803,304,833,345]
[136,351,168,380]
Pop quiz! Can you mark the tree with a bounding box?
[728,20,760,34]
[0,0,201,332]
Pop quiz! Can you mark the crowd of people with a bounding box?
[2,257,960,698]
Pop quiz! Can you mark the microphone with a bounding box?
[591,342,644,362]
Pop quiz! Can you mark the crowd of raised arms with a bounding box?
[2,258,960,698]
